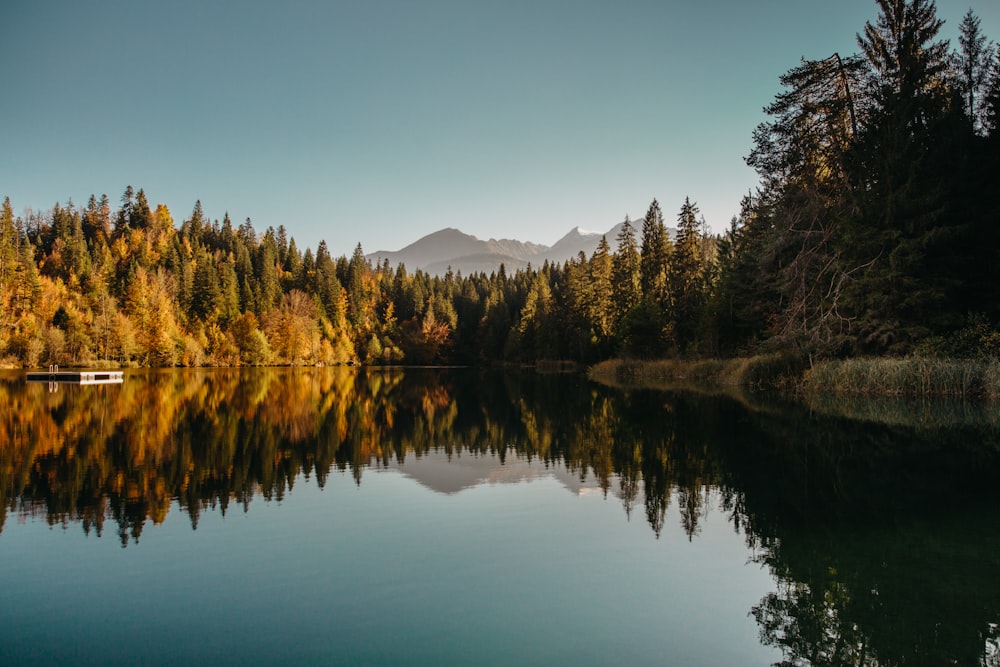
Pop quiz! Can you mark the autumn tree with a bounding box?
[265,289,320,364]
[0,198,18,352]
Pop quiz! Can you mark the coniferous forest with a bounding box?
[2,0,999,369]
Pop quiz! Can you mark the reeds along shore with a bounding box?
[588,356,1000,399]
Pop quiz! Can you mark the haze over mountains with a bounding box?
[368,222,658,276]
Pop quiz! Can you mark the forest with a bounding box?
[1,0,999,369]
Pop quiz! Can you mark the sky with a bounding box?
[3,0,998,258]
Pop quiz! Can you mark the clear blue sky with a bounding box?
[3,0,998,257]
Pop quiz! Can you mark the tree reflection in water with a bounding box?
[1,367,999,666]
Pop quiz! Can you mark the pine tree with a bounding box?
[182,200,207,247]
[589,236,614,343]
[671,198,705,349]
[346,243,372,333]
[132,188,152,230]
[82,194,112,246]
[639,199,671,306]
[116,185,135,235]
[516,270,554,360]
[984,45,1000,135]
[611,216,641,321]
[851,0,962,350]
[284,237,303,289]
[255,228,281,314]
[562,253,593,360]
[191,251,222,322]
[954,9,993,133]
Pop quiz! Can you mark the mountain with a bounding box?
[367,221,653,276]
[541,224,624,264]
[368,227,543,276]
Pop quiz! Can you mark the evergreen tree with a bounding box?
[254,228,281,313]
[217,255,241,326]
[346,243,373,334]
[515,270,554,360]
[954,9,993,133]
[983,44,1000,135]
[562,253,594,360]
[851,0,962,350]
[745,50,867,353]
[191,251,222,321]
[182,200,207,247]
[611,216,641,321]
[116,185,135,234]
[639,199,671,306]
[671,198,705,349]
[314,240,343,320]
[589,236,615,344]
[12,230,41,322]
[82,194,112,246]
[284,237,303,289]
[132,188,152,230]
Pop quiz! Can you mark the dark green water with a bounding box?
[1,368,999,666]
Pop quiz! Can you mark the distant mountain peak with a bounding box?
[366,219,646,277]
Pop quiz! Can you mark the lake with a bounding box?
[1,367,999,666]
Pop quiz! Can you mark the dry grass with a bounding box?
[803,357,1000,398]
[590,355,1000,399]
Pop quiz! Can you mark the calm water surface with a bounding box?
[1,368,999,666]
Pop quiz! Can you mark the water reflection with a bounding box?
[1,367,999,666]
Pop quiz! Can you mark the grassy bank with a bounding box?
[589,355,1000,399]
[802,357,1000,398]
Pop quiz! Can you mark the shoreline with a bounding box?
[587,355,1000,399]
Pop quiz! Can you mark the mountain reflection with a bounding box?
[2,367,1000,666]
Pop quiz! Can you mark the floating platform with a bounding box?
[26,369,124,385]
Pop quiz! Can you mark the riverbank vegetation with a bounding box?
[1,0,998,376]
[589,355,1000,398]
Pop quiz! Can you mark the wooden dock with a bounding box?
[26,368,124,385]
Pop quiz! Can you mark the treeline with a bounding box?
[0,185,721,366]
[2,0,999,368]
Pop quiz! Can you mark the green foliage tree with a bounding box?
[985,44,1000,135]
[850,0,967,351]
[639,199,671,305]
[191,251,222,322]
[611,216,641,323]
[588,236,615,346]
[954,9,994,132]
[671,198,705,350]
